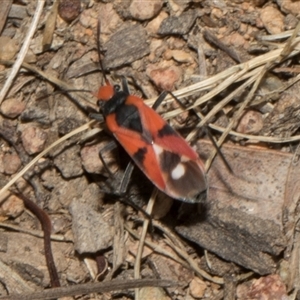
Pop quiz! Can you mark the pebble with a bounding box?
[158,10,198,35]
[189,277,207,298]
[228,32,247,48]
[277,0,300,16]
[236,110,263,134]
[80,142,118,175]
[260,6,284,34]
[165,49,194,64]
[0,194,24,219]
[0,36,18,60]
[147,64,182,91]
[2,153,21,175]
[129,0,163,21]
[58,0,81,22]
[21,126,48,155]
[70,193,114,253]
[1,98,26,119]
[139,287,170,300]
[103,24,149,69]
[53,144,84,178]
[146,10,168,35]
[237,274,287,299]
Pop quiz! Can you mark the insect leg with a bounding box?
[118,160,135,195]
[98,140,118,179]
[152,91,168,110]
[89,112,104,122]
[120,76,130,95]
[98,140,136,195]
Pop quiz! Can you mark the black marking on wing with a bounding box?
[168,160,207,202]
[133,147,147,165]
[159,150,181,173]
[157,124,176,138]
[115,104,143,134]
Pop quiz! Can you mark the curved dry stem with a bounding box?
[0,120,96,198]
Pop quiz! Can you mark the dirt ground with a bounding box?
[1,0,300,299]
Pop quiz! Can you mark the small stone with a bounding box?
[211,7,223,19]
[147,64,182,91]
[0,37,18,60]
[70,194,114,254]
[146,11,168,35]
[97,2,122,34]
[80,142,119,175]
[54,144,84,178]
[228,32,247,48]
[2,153,22,175]
[260,6,284,35]
[284,14,299,31]
[277,0,300,16]
[1,98,26,119]
[20,96,50,126]
[168,49,194,64]
[169,0,191,14]
[58,0,81,22]
[21,126,48,155]
[0,194,24,219]
[237,274,287,300]
[158,10,198,35]
[139,287,170,300]
[148,39,165,62]
[189,277,207,299]
[103,25,149,69]
[236,110,263,134]
[129,0,163,21]
[57,118,82,135]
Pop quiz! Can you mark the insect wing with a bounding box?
[105,113,166,192]
[107,96,207,202]
[136,100,207,202]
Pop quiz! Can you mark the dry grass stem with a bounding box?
[0,1,46,104]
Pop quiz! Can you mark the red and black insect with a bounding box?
[95,74,207,203]
[95,25,207,203]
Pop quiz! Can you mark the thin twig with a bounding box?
[152,220,224,284]
[205,67,265,170]
[0,222,71,241]
[0,279,176,300]
[125,224,189,268]
[0,1,46,104]
[134,189,157,300]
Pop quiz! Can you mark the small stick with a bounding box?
[0,1,46,104]
[134,189,158,300]
[0,279,176,300]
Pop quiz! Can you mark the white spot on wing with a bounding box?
[171,163,185,180]
[153,144,163,155]
[181,155,190,162]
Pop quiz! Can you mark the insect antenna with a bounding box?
[97,21,109,85]
[168,91,233,174]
